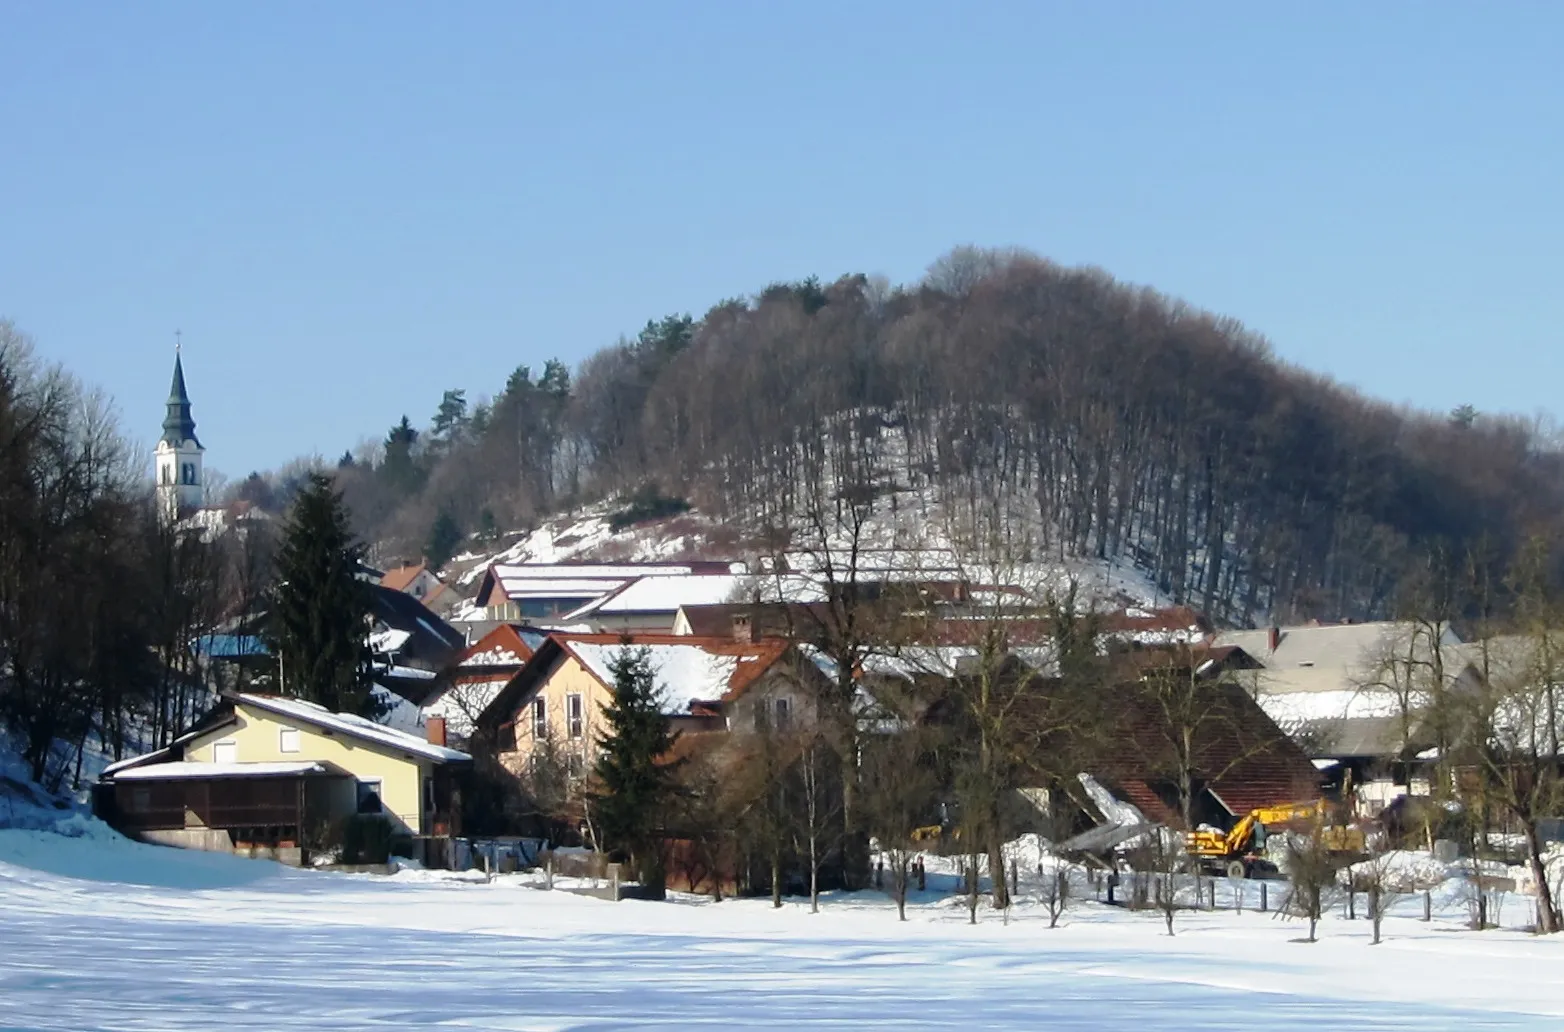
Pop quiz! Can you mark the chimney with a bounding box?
[732,612,754,644]
[1267,626,1280,653]
[425,715,448,748]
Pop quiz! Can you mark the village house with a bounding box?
[381,560,460,617]
[369,583,468,675]
[471,560,738,624]
[563,573,747,633]
[96,693,470,865]
[1212,621,1481,813]
[475,632,823,781]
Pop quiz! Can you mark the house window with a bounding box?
[498,722,517,752]
[181,462,197,485]
[774,697,791,729]
[566,752,584,779]
[160,465,172,485]
[278,727,300,754]
[422,777,437,814]
[130,788,151,812]
[532,697,548,740]
[356,779,383,815]
[213,739,237,764]
[567,694,584,739]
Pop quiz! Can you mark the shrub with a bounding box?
[608,482,691,531]
[339,815,394,865]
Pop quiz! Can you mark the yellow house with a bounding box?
[99,693,470,864]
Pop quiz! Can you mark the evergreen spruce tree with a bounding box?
[380,415,423,493]
[425,510,463,571]
[592,645,680,894]
[268,473,376,716]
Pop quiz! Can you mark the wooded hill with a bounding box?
[313,248,1564,626]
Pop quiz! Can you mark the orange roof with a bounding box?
[449,624,543,675]
[545,631,792,704]
[382,562,436,593]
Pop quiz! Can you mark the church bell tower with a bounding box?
[154,342,204,524]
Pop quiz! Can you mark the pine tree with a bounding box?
[431,388,469,442]
[268,473,376,716]
[426,510,462,570]
[592,645,680,894]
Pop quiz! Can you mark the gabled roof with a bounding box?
[565,573,745,621]
[452,624,547,671]
[1213,621,1470,695]
[474,561,737,608]
[233,693,470,763]
[370,584,465,659]
[477,632,793,726]
[382,562,434,593]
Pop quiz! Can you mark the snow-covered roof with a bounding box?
[369,628,413,655]
[495,579,633,599]
[234,694,470,763]
[566,574,744,621]
[568,641,744,713]
[374,664,437,680]
[497,562,720,582]
[1214,622,1470,696]
[460,646,527,667]
[113,761,332,781]
[1255,687,1404,726]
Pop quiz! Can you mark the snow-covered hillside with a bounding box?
[443,494,1173,624]
[4,826,1564,1029]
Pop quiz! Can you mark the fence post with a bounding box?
[1260,881,1268,913]
[1011,858,1019,898]
[1423,890,1432,922]
[1235,880,1243,914]
[546,856,554,891]
[612,864,621,902]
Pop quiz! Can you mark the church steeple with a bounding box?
[162,351,201,447]
[155,336,205,525]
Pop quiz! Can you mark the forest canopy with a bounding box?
[265,248,1564,627]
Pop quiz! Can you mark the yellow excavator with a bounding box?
[1186,800,1365,878]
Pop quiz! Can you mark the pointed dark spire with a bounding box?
[161,351,201,447]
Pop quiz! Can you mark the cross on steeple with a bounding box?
[175,329,182,353]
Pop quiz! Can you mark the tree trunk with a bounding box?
[1525,824,1560,934]
[771,849,782,909]
[967,852,979,925]
[987,834,1010,910]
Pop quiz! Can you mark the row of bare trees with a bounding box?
[1347,537,1564,933]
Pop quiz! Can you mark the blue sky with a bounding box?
[3,3,1560,479]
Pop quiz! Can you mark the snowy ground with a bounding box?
[3,827,1564,1031]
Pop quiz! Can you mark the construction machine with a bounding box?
[1186,799,1365,878]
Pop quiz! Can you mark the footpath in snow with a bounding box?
[3,824,1564,1031]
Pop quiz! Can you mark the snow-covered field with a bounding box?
[3,827,1563,1031]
